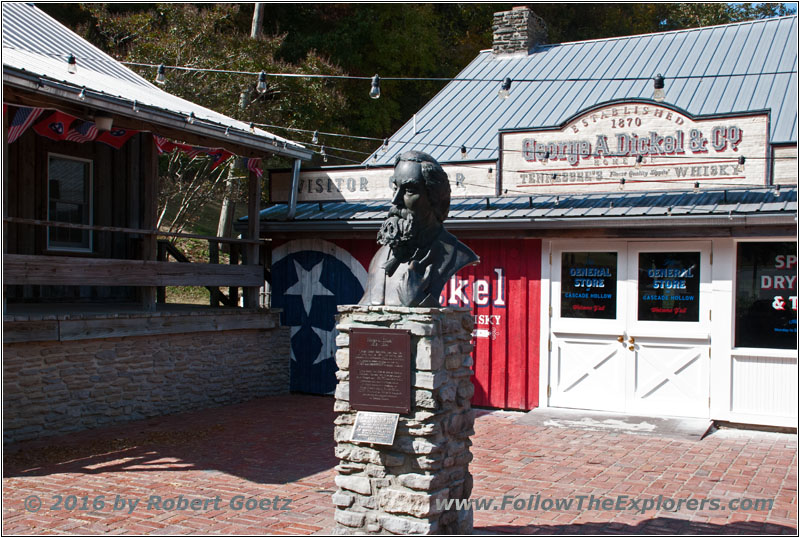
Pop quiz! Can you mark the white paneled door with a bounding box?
[549,241,712,418]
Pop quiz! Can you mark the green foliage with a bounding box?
[42,2,796,168]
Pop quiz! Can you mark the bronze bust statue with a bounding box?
[360,151,479,307]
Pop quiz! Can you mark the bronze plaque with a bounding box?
[350,328,411,414]
[350,411,400,445]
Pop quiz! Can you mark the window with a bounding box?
[735,242,797,349]
[560,251,617,319]
[47,154,92,251]
[637,252,701,322]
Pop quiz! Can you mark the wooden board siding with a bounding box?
[441,238,542,410]
[5,129,154,302]
[4,254,264,287]
[275,236,542,410]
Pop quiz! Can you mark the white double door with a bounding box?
[548,240,712,418]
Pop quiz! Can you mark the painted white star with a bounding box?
[289,325,302,362]
[312,326,335,365]
[285,259,334,316]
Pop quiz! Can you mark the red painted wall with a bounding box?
[440,238,542,410]
[276,236,542,410]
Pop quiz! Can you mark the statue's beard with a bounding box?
[377,207,418,253]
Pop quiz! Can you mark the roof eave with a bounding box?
[252,213,796,233]
[3,68,314,161]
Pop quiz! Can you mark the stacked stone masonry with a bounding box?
[492,6,548,55]
[333,305,475,535]
[3,310,290,444]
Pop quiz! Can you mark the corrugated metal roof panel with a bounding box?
[254,187,796,228]
[2,3,308,157]
[368,16,797,165]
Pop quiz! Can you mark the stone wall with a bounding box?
[3,310,289,444]
[332,306,475,535]
[492,6,548,55]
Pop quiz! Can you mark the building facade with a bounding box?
[254,8,797,427]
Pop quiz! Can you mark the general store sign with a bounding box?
[270,162,496,202]
[500,103,769,194]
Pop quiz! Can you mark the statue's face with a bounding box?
[390,160,435,227]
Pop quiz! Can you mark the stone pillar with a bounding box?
[332,305,475,535]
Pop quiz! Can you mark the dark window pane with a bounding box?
[735,242,797,349]
[560,252,617,319]
[637,252,701,322]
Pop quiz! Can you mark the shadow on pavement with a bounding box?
[3,394,337,485]
[477,518,798,534]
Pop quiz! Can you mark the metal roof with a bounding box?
[2,2,311,160]
[368,15,798,165]
[248,187,796,232]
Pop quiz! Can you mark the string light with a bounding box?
[635,155,643,169]
[460,145,467,159]
[774,184,781,197]
[187,112,196,124]
[249,122,256,133]
[382,138,389,153]
[541,151,550,165]
[618,178,626,191]
[67,54,77,74]
[321,146,328,162]
[737,155,746,173]
[155,64,167,85]
[694,181,700,192]
[132,99,139,112]
[653,74,665,102]
[115,59,794,84]
[78,88,86,100]
[256,71,268,94]
[369,75,381,99]
[312,131,319,144]
[498,77,512,99]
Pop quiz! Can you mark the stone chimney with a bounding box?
[492,6,547,55]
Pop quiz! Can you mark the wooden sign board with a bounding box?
[350,411,400,445]
[349,328,411,414]
[500,103,769,194]
[270,162,496,202]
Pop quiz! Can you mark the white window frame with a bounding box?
[46,153,93,253]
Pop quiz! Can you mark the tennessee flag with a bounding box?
[97,128,139,149]
[33,111,77,141]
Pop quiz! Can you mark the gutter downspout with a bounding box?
[288,158,302,220]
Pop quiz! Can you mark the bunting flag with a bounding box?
[154,135,177,154]
[7,106,45,143]
[33,110,77,141]
[245,157,263,179]
[152,134,233,169]
[65,121,99,143]
[97,128,139,149]
[206,148,234,170]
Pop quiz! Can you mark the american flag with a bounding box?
[246,157,263,179]
[7,107,44,143]
[65,121,98,143]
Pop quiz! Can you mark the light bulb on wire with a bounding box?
[635,155,643,169]
[155,64,167,85]
[369,75,381,99]
[737,155,746,173]
[321,146,328,162]
[312,131,319,144]
[256,71,268,94]
[382,138,389,153]
[498,77,512,99]
[653,74,665,102]
[67,54,77,74]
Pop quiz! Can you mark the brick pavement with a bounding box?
[3,395,797,535]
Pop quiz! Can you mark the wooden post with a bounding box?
[141,135,158,311]
[156,240,166,304]
[243,169,260,308]
[209,239,220,307]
